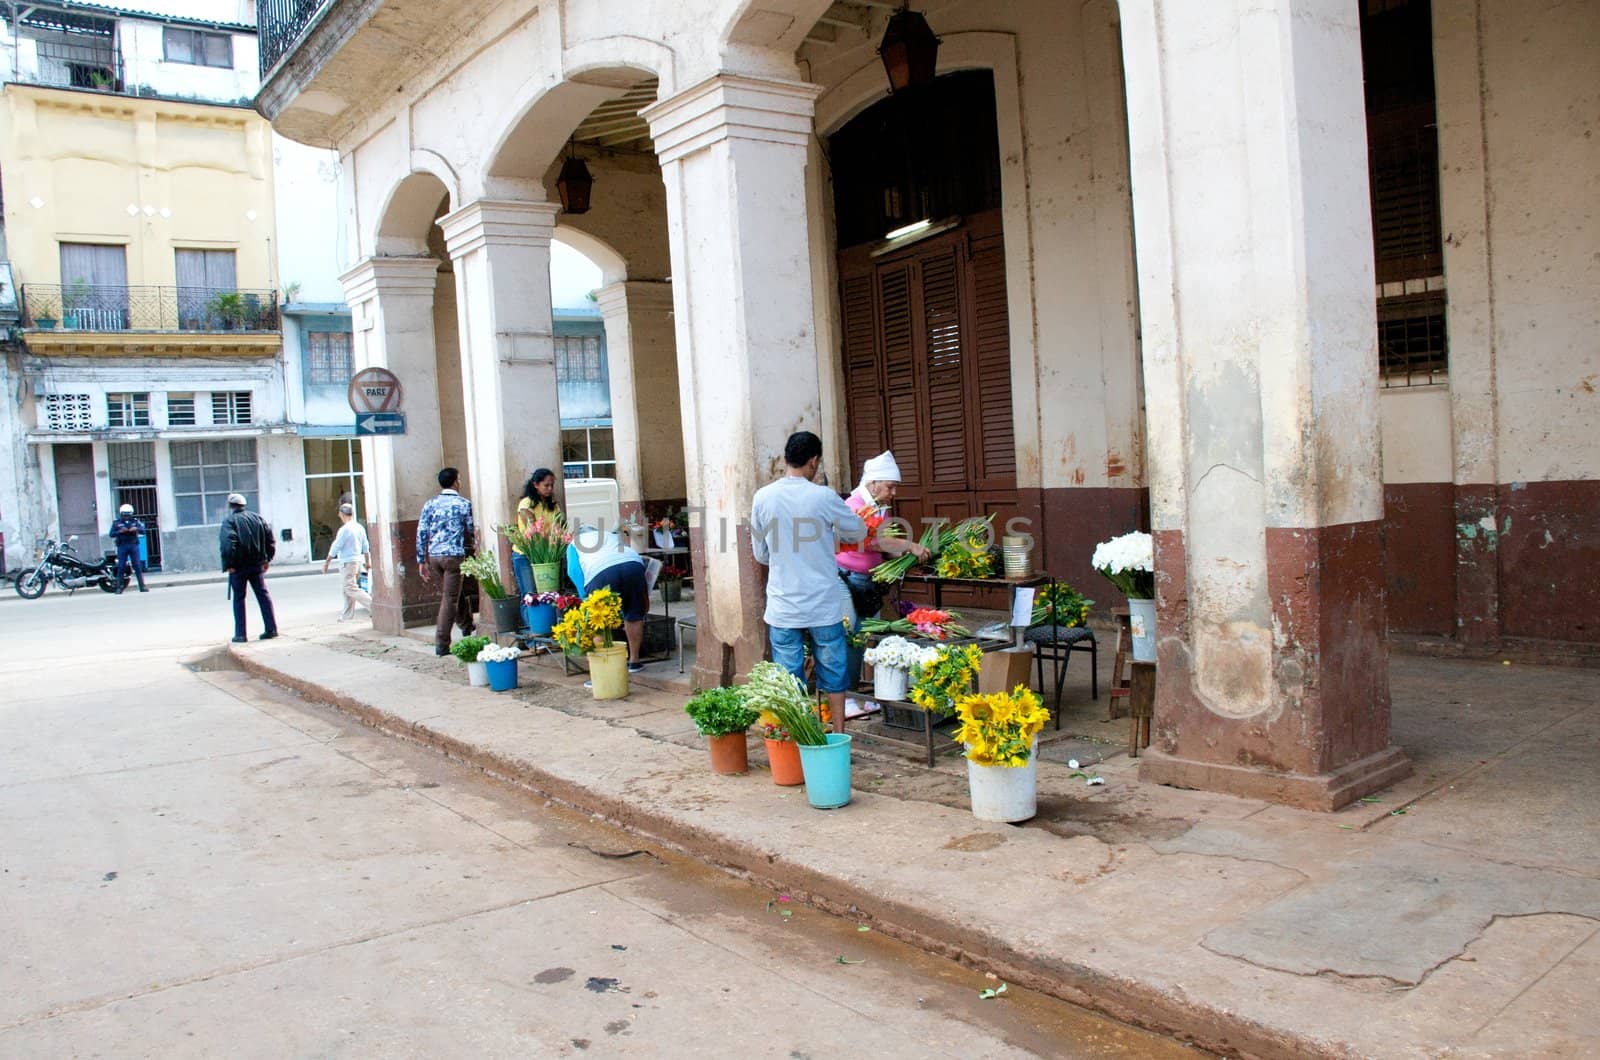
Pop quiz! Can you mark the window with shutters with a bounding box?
[1361,0,1448,386]
[164,28,233,68]
[167,393,196,427]
[211,391,252,425]
[107,393,150,428]
[42,393,93,432]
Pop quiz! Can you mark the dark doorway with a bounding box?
[52,444,98,544]
[830,72,1017,581]
[108,441,162,569]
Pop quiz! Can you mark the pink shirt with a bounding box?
[835,493,882,574]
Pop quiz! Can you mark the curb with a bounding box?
[229,643,1349,1060]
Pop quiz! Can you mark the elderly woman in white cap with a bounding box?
[835,452,930,676]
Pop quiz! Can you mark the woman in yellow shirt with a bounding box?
[513,468,561,594]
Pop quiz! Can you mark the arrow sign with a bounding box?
[355,412,406,436]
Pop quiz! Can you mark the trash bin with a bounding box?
[137,531,148,567]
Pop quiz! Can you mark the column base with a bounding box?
[1137,744,1412,812]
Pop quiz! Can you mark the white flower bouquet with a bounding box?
[1090,531,1155,599]
[477,644,522,663]
[863,635,939,673]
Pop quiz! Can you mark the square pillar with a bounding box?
[439,199,564,567]
[644,74,825,686]
[341,256,447,634]
[595,280,683,515]
[1120,0,1410,809]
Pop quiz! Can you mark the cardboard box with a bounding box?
[977,645,1034,695]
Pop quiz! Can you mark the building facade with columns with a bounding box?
[255,0,1597,809]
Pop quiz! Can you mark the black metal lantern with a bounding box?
[556,144,593,215]
[878,4,939,94]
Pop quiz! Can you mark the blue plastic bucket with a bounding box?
[522,602,557,636]
[484,658,518,692]
[797,733,852,809]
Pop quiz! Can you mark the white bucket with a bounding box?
[466,660,489,687]
[872,664,909,701]
[966,739,1039,823]
[1128,597,1157,663]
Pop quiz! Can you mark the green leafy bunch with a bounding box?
[684,686,761,738]
[459,550,509,599]
[449,635,492,663]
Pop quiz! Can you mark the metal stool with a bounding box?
[676,615,698,674]
[1026,624,1098,730]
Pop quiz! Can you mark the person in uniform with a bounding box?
[110,503,148,594]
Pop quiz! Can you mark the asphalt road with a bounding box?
[0,577,1200,1057]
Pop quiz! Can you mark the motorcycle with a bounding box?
[13,536,121,599]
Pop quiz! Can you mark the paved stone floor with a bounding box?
[0,582,1197,1057]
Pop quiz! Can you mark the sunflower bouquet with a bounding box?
[551,587,624,655]
[1031,582,1093,628]
[871,515,997,584]
[953,685,1049,767]
[909,643,984,716]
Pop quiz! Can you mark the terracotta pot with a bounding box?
[765,738,803,786]
[707,732,749,775]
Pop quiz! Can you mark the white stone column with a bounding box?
[595,280,682,514]
[341,255,447,633]
[439,199,564,560]
[643,74,825,685]
[1120,0,1408,808]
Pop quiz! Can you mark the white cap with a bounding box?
[226,492,247,507]
[118,503,134,514]
[857,451,902,493]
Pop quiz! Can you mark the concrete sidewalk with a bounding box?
[0,561,324,601]
[231,626,1600,1058]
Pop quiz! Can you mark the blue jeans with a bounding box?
[770,620,850,694]
[116,542,145,591]
[511,554,533,597]
[229,565,277,639]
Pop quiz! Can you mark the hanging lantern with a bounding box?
[556,147,593,215]
[878,4,939,94]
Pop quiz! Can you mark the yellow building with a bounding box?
[2,83,280,358]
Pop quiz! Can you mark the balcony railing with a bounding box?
[21,284,281,333]
[259,0,332,77]
[29,38,125,93]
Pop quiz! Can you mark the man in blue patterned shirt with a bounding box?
[416,466,476,655]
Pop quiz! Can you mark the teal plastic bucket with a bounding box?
[484,658,518,692]
[798,733,852,809]
[523,602,556,636]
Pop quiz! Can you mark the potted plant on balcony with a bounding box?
[62,278,89,330]
[242,292,263,330]
[450,634,493,687]
[743,662,851,810]
[460,549,519,634]
[953,685,1050,823]
[206,291,245,330]
[684,686,760,775]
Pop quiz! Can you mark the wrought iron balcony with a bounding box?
[21,284,281,334]
[259,0,333,77]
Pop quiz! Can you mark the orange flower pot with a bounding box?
[765,738,804,786]
[707,732,750,775]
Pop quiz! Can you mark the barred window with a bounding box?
[107,392,150,428]
[555,335,604,383]
[167,393,196,427]
[1378,291,1448,387]
[307,331,352,386]
[211,391,252,426]
[172,440,257,526]
[42,393,93,432]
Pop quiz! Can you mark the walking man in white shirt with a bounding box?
[321,502,372,621]
[751,431,868,732]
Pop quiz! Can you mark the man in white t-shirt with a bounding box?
[321,502,371,621]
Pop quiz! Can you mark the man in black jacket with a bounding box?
[219,492,279,643]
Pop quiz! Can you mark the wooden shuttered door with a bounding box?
[837,210,1017,571]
